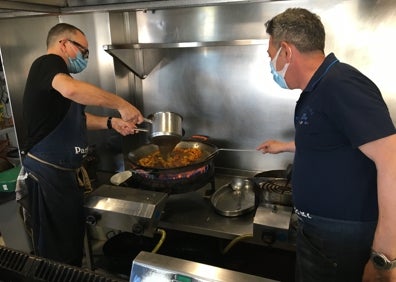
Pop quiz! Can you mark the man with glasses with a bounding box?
[20,23,144,266]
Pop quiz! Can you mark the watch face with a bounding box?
[373,254,387,268]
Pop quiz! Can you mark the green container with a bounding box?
[0,165,21,192]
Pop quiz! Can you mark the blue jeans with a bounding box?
[295,214,377,282]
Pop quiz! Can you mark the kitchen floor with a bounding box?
[83,238,130,281]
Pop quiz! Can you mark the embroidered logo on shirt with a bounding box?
[294,207,312,219]
[295,107,314,125]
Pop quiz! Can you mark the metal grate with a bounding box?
[0,245,125,282]
[0,245,29,274]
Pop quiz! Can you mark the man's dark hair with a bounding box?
[46,23,85,48]
[265,8,325,53]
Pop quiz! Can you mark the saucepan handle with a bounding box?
[134,128,149,132]
[134,118,152,132]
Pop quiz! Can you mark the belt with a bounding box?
[26,152,92,193]
[27,152,78,171]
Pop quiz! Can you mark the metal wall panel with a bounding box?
[132,1,307,171]
[0,16,59,146]
[0,13,126,171]
[124,0,396,172]
[2,0,396,173]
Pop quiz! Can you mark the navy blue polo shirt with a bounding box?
[292,53,395,221]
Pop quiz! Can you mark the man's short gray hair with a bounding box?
[265,8,325,53]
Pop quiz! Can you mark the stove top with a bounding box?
[159,168,296,250]
[90,168,296,250]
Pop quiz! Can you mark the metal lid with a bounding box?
[210,178,256,217]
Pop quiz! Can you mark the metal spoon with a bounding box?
[231,178,244,192]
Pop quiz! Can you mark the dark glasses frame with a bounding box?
[67,39,89,59]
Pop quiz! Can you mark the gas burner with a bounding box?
[260,180,292,195]
[257,179,292,206]
[125,163,216,194]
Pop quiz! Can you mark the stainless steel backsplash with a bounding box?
[1,0,395,172]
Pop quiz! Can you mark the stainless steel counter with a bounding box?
[132,251,279,282]
[93,168,296,250]
[89,170,296,281]
[158,174,255,239]
[158,169,296,251]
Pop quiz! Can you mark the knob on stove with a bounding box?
[132,223,145,235]
[261,231,276,245]
[86,214,98,226]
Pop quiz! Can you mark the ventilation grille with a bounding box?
[0,245,125,282]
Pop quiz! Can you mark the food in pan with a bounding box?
[138,148,203,168]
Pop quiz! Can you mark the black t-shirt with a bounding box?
[293,53,396,221]
[22,54,71,153]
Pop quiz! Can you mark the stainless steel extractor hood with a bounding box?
[104,39,267,79]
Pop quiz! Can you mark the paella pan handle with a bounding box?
[201,148,258,163]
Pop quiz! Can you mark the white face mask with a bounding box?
[270,47,290,89]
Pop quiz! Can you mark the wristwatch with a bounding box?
[371,250,396,270]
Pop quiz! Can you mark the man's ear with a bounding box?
[280,41,293,62]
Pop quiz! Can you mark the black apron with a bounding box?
[22,101,88,266]
[28,101,88,168]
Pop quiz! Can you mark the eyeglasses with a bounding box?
[68,39,89,59]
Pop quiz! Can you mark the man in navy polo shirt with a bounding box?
[257,8,396,282]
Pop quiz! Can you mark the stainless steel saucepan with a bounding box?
[135,111,183,157]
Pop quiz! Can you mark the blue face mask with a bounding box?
[270,47,290,89]
[67,51,88,74]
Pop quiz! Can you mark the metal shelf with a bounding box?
[103,39,267,79]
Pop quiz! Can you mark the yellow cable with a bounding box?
[222,234,253,254]
[152,228,166,253]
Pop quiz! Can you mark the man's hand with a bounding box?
[256,139,296,154]
[111,117,140,136]
[118,102,144,125]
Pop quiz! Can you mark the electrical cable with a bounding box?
[151,228,166,253]
[222,233,253,254]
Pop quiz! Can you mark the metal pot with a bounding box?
[111,140,220,194]
[138,112,183,157]
[148,111,183,141]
